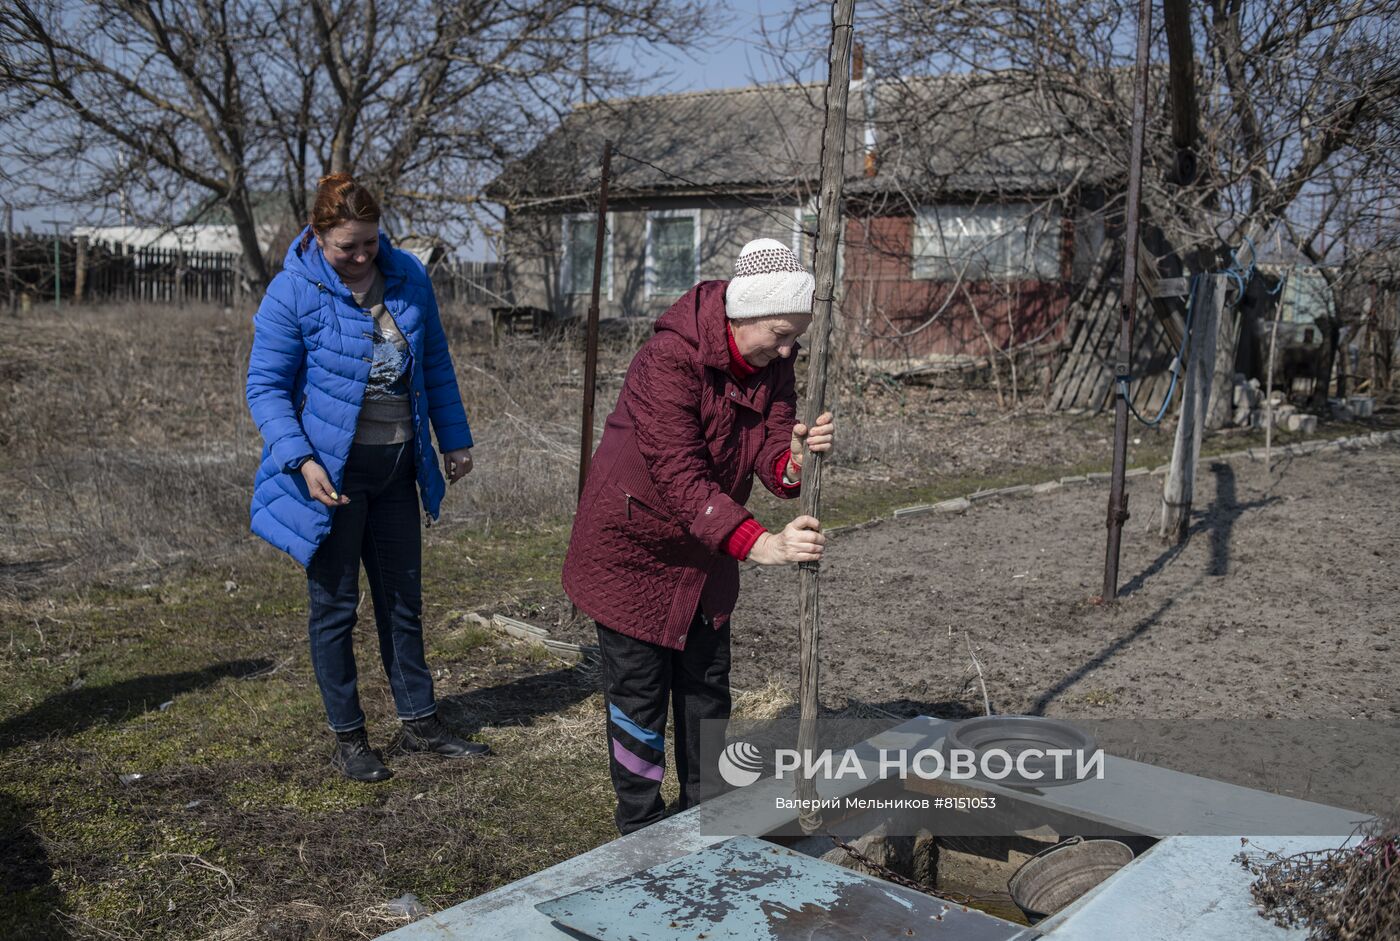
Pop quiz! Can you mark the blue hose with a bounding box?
[1122,237,1284,427]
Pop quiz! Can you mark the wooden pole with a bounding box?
[1264,279,1285,474]
[1101,0,1153,600]
[794,0,855,833]
[576,140,612,501]
[74,235,88,303]
[1206,299,1242,430]
[1160,274,1226,543]
[50,223,61,311]
[4,205,14,317]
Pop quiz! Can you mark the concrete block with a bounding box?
[1031,481,1062,495]
[1086,472,1112,483]
[969,486,1030,502]
[934,497,972,513]
[1125,467,1149,478]
[1286,414,1318,434]
[1060,475,1088,485]
[892,504,934,519]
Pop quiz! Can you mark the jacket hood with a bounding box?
[653,280,733,372]
[282,226,407,296]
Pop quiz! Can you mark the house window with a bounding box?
[793,201,841,284]
[646,209,700,298]
[562,212,611,297]
[913,202,1061,281]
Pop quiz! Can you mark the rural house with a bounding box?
[486,65,1128,369]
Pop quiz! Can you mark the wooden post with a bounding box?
[74,235,89,303]
[1206,302,1241,430]
[1264,318,1280,472]
[794,0,855,832]
[1160,274,1226,543]
[4,205,14,317]
[51,224,61,311]
[1263,277,1285,473]
[576,140,612,501]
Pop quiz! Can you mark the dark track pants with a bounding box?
[596,612,731,835]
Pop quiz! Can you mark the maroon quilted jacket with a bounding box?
[562,280,800,649]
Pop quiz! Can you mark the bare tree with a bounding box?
[0,0,708,287]
[0,0,283,286]
[759,1,1400,398]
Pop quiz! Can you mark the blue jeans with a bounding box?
[306,441,436,732]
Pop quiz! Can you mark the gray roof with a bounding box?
[488,71,1127,208]
[853,72,1127,198]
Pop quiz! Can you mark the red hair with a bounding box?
[304,172,381,247]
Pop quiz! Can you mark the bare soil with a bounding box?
[732,445,1399,723]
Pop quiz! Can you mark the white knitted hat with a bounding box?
[724,238,815,319]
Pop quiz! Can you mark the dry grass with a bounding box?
[0,303,645,595]
[0,299,1125,597]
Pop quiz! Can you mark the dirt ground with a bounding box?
[546,445,1397,724]
[545,442,1398,723]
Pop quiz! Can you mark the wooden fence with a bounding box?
[430,258,507,309]
[2,226,501,314]
[3,231,241,309]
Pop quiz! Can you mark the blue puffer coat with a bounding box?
[246,228,473,566]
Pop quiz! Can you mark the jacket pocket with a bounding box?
[615,482,671,524]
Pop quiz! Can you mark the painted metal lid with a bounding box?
[535,835,1035,941]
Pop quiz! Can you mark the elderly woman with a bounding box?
[563,238,834,833]
[246,173,489,783]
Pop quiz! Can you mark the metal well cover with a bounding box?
[535,835,1036,941]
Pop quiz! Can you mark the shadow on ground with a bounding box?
[0,658,273,750]
[0,792,69,939]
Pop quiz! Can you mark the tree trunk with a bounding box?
[227,192,270,289]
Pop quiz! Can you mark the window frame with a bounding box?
[561,211,613,299]
[793,198,842,284]
[911,201,1062,282]
[644,208,701,300]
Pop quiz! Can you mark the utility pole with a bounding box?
[795,0,855,833]
[1100,0,1152,602]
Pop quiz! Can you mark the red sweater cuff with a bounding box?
[725,517,767,560]
[777,450,801,490]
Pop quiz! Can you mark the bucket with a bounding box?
[1007,836,1134,924]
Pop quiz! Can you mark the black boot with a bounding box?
[401,712,491,758]
[332,728,392,782]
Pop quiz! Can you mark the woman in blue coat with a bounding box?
[246,172,489,781]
